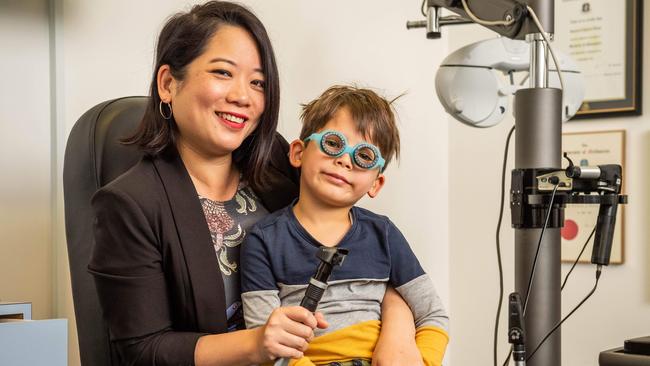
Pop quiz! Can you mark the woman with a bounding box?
[89,2,420,365]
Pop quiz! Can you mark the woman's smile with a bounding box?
[216,111,249,130]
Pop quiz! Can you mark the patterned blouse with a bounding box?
[199,182,268,331]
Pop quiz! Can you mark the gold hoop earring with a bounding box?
[159,100,173,120]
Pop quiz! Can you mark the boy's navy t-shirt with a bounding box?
[240,203,449,335]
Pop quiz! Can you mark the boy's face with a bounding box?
[289,106,386,208]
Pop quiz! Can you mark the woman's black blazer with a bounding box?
[88,135,299,366]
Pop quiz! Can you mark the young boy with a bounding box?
[241,85,449,366]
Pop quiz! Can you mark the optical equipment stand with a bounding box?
[411,1,562,364]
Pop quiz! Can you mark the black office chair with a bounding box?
[63,96,148,366]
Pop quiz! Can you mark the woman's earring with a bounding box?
[159,100,173,120]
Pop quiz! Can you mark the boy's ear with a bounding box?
[366,173,385,198]
[288,139,305,168]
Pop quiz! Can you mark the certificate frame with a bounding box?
[561,130,625,264]
[555,0,643,118]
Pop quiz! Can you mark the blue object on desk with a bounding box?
[0,318,67,365]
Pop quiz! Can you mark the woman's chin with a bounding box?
[205,133,249,154]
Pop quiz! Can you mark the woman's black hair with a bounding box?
[124,1,280,191]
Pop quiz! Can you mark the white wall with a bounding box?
[0,0,53,321]
[56,1,449,364]
[448,5,650,366]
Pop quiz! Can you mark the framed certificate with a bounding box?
[561,130,625,264]
[554,0,643,118]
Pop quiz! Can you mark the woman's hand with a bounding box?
[255,306,328,362]
[373,287,423,366]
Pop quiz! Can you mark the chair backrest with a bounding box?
[63,96,148,365]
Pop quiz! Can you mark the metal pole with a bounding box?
[528,33,549,88]
[514,0,561,365]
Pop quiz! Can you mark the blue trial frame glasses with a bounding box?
[304,130,386,172]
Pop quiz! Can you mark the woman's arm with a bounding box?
[195,307,328,366]
[90,186,206,364]
[373,286,423,366]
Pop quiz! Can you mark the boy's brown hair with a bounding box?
[299,85,400,167]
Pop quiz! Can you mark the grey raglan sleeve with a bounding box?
[240,226,281,329]
[387,220,449,332]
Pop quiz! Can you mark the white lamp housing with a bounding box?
[435,37,585,128]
